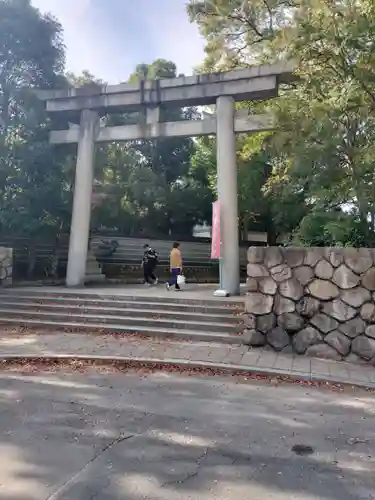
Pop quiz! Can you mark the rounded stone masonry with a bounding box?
[279,279,303,301]
[341,287,371,308]
[293,266,314,286]
[243,314,256,329]
[278,312,305,332]
[296,297,320,318]
[344,248,373,275]
[360,303,375,323]
[264,247,283,268]
[247,263,270,278]
[362,268,375,291]
[322,299,356,322]
[270,264,292,283]
[282,247,304,268]
[324,331,351,356]
[352,336,375,361]
[304,248,324,267]
[332,265,360,289]
[307,279,339,300]
[246,278,258,292]
[245,293,273,315]
[310,313,338,334]
[256,313,276,333]
[246,246,375,365]
[243,329,266,347]
[315,259,334,280]
[338,317,366,339]
[258,277,277,295]
[365,325,375,340]
[267,327,289,351]
[293,327,322,354]
[274,296,296,315]
[247,246,264,264]
[328,248,344,268]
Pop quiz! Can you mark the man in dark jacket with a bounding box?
[142,244,159,285]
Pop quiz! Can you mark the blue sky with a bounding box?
[31,0,205,83]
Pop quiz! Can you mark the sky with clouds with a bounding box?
[31,0,205,84]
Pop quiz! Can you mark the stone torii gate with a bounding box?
[37,61,293,295]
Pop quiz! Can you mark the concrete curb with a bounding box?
[0,354,373,390]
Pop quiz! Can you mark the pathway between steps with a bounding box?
[0,329,374,388]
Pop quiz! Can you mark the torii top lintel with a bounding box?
[37,60,295,114]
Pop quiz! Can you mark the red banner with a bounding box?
[211,200,221,259]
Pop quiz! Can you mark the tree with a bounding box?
[0,0,64,129]
[190,131,303,244]
[187,0,306,243]
[269,0,375,245]
[66,70,104,87]
[0,0,68,235]
[188,0,375,246]
[291,209,371,247]
[0,0,71,276]
[129,59,178,81]
[60,61,212,239]
[93,59,213,237]
[187,0,293,71]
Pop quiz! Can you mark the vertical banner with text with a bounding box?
[211,200,221,259]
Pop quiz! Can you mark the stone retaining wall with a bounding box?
[245,247,375,364]
[0,247,12,287]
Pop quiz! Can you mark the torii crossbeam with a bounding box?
[37,61,294,294]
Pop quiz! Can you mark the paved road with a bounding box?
[0,369,373,499]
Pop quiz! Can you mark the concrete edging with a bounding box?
[0,354,373,390]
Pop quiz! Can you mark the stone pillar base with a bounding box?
[85,251,105,284]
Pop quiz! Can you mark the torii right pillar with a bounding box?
[216,95,240,296]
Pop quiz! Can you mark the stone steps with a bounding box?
[0,290,242,307]
[0,300,241,324]
[0,308,242,333]
[0,293,238,315]
[0,291,245,344]
[0,318,243,343]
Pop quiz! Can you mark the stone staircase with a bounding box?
[0,291,245,344]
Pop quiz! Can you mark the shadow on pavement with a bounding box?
[0,368,373,499]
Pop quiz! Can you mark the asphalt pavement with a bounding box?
[0,369,374,499]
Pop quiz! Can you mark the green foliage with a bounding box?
[91,59,212,237]
[292,210,372,248]
[0,1,212,242]
[187,0,375,246]
[187,0,292,70]
[3,0,375,254]
[129,59,178,81]
[0,0,69,240]
[66,70,104,87]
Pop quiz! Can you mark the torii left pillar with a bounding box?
[66,109,99,287]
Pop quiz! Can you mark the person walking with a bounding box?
[166,242,182,291]
[142,243,159,285]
